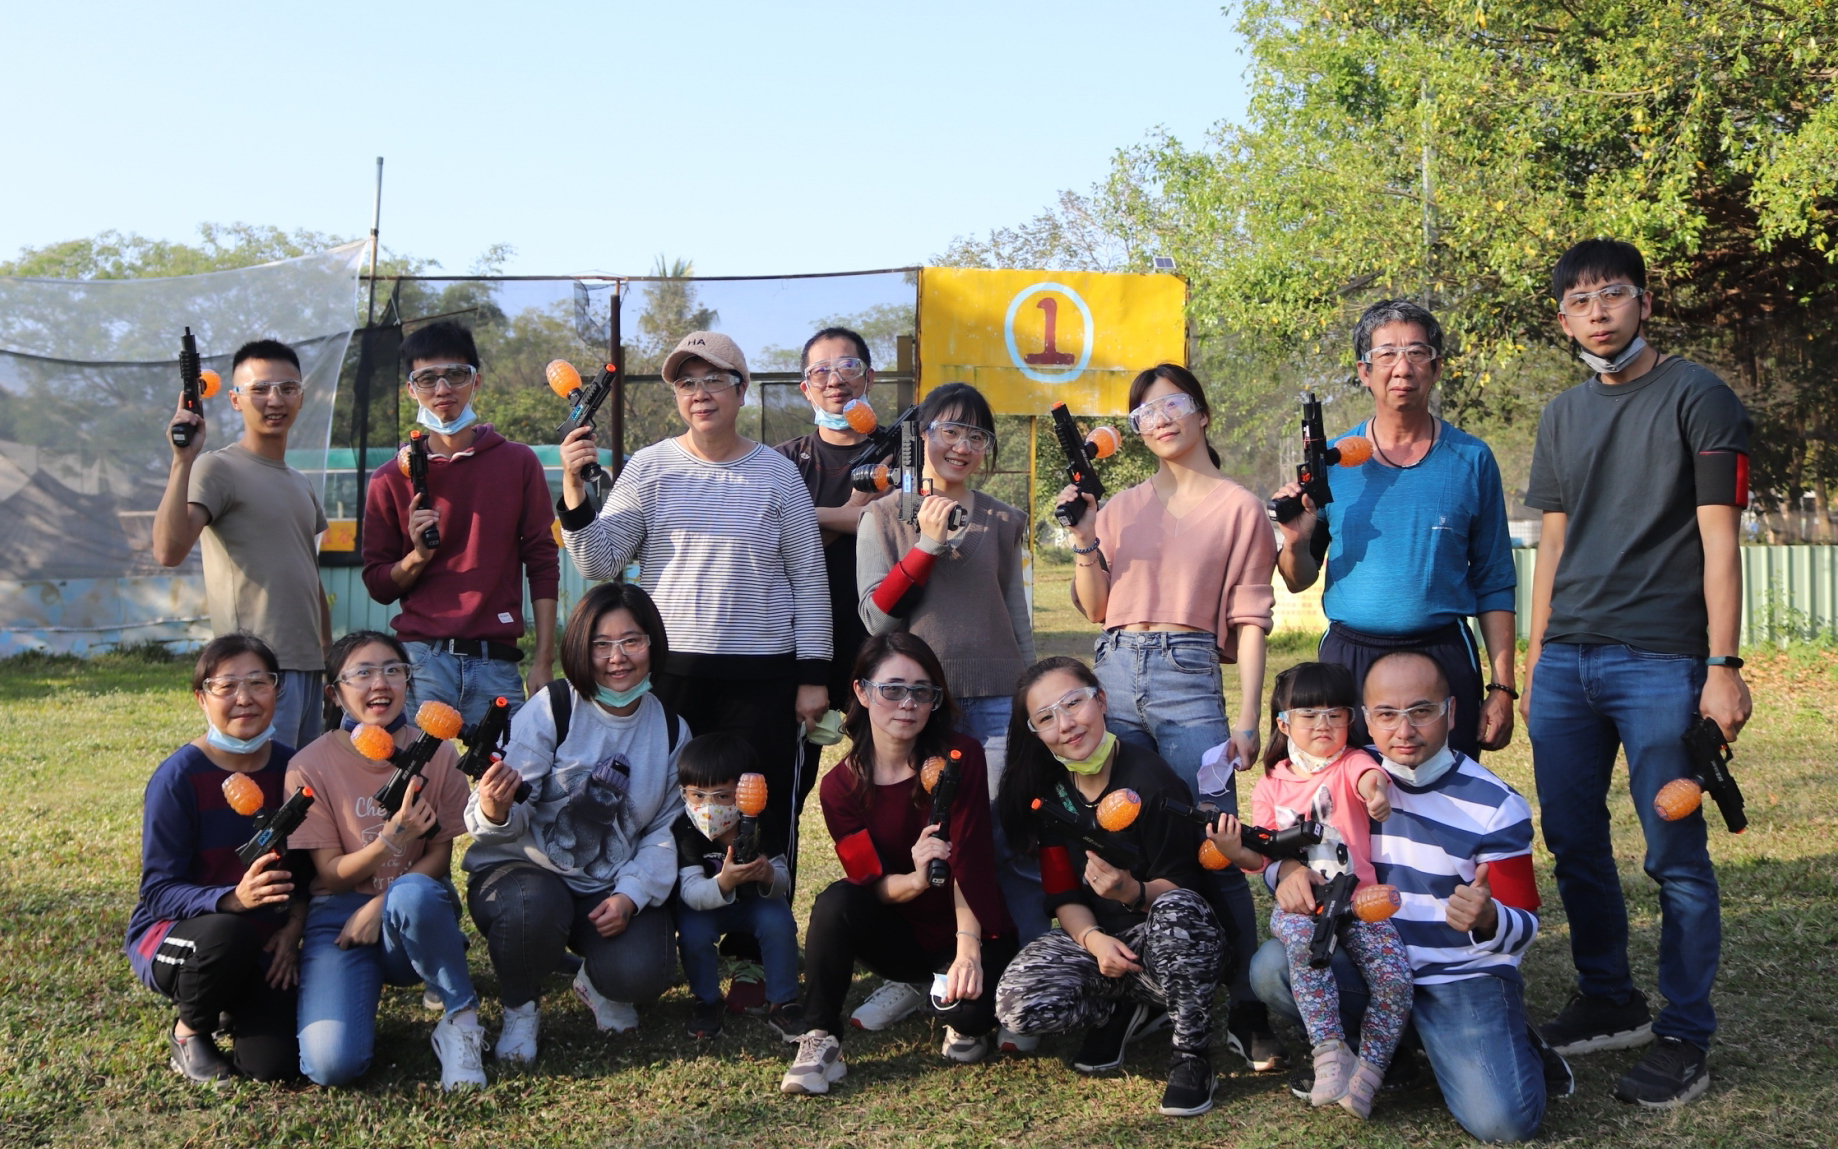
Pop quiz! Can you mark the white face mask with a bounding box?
[416,402,478,435]
[1287,744,1340,774]
[1380,743,1457,788]
[1577,334,1647,376]
[206,721,276,754]
[686,800,739,840]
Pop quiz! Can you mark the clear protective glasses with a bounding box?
[1027,685,1100,732]
[803,357,867,384]
[239,381,305,401]
[200,672,280,698]
[1279,706,1353,728]
[859,679,944,708]
[407,364,478,393]
[673,372,740,397]
[335,662,410,687]
[591,635,652,659]
[1127,392,1196,434]
[1363,697,1454,729]
[1360,343,1440,368]
[682,785,737,805]
[1558,283,1645,316]
[927,420,995,454]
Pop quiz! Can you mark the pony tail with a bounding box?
[1207,441,1221,468]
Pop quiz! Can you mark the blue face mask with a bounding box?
[416,402,478,436]
[206,721,276,754]
[595,675,653,709]
[812,406,853,431]
[340,712,408,734]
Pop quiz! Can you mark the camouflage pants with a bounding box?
[994,887,1222,1053]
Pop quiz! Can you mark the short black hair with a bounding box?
[191,631,280,693]
[1353,300,1444,362]
[676,732,759,789]
[1551,238,1647,301]
[559,582,670,701]
[232,339,300,372]
[400,320,480,370]
[801,326,871,370]
[916,381,999,469]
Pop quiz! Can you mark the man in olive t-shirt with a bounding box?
[154,338,333,751]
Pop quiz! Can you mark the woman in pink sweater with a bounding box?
[1060,362,1280,1068]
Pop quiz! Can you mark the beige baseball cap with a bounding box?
[662,331,751,388]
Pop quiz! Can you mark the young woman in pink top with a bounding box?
[1059,362,1280,1066]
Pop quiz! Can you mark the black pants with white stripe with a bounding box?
[150,914,298,1080]
[1320,620,1485,758]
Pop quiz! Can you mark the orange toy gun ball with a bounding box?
[1352,883,1402,923]
[732,773,769,865]
[1199,838,1230,871]
[921,751,964,888]
[1095,788,1142,833]
[548,358,617,486]
[842,398,878,434]
[221,771,265,817]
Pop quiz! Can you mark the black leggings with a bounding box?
[149,914,297,1081]
[802,878,1019,1038]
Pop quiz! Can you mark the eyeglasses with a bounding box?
[673,373,740,397]
[927,421,995,454]
[591,635,652,658]
[407,364,478,393]
[1027,685,1100,732]
[1360,343,1440,368]
[803,357,867,383]
[1127,392,1196,433]
[1363,698,1453,729]
[1279,706,1353,727]
[859,679,944,708]
[1558,284,1645,316]
[335,662,411,687]
[682,786,737,805]
[201,672,280,698]
[239,382,305,401]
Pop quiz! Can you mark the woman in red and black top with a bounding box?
[780,632,1017,1095]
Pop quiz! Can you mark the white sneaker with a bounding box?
[998,1027,1039,1054]
[572,967,638,1034]
[941,1026,991,1064]
[431,1012,488,1091]
[496,1001,539,1064]
[849,981,925,1031]
[780,1031,847,1095]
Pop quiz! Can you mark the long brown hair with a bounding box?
[838,631,959,812]
[995,656,1104,854]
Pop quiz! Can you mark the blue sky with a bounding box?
[2,1,1248,277]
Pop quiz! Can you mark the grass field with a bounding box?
[1,557,1834,1147]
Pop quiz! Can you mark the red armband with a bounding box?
[1484,853,1540,912]
[1695,450,1750,508]
[834,829,884,884]
[871,546,938,616]
[1039,845,1080,897]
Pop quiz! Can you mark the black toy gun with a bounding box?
[234,786,317,867]
[1030,793,1145,873]
[922,751,963,888]
[170,327,221,449]
[547,359,618,487]
[456,695,529,803]
[402,429,441,549]
[850,407,965,532]
[1268,390,1372,524]
[1656,716,1747,833]
[351,701,463,839]
[1049,402,1119,527]
[732,773,769,866]
[1309,864,1360,969]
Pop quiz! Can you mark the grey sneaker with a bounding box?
[1310,1039,1356,1106]
[168,1028,233,1085]
[1540,990,1654,1055]
[941,1026,991,1064]
[780,1031,847,1095]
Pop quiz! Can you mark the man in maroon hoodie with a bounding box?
[362,321,560,724]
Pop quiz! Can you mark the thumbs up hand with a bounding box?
[1447,861,1499,938]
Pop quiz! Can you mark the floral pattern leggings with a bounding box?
[1271,908,1412,1070]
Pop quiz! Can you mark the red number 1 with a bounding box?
[1024,297,1075,366]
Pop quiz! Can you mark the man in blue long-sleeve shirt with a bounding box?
[1274,299,1519,758]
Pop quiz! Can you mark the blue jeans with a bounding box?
[297,874,479,1086]
[955,695,1013,743]
[272,669,325,752]
[1529,642,1719,1047]
[677,894,800,1006]
[1251,940,1546,1142]
[1093,630,1257,1000]
[405,642,528,728]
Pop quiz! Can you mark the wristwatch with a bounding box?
[1705,656,1745,669]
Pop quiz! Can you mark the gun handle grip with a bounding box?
[420,523,441,549]
[1269,494,1304,523]
[514,779,532,804]
[926,857,950,888]
[1055,496,1087,527]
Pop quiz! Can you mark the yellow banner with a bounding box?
[917,268,1186,415]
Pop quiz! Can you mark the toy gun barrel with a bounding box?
[1309,870,1359,969]
[457,697,530,802]
[373,733,444,839]
[1242,819,1326,861]
[1269,391,1332,524]
[1156,794,1221,830]
[1050,403,1107,527]
[1030,798,1144,873]
[173,327,204,448]
[845,404,912,473]
[550,360,616,485]
[408,430,441,549]
[925,753,962,889]
[235,785,317,866]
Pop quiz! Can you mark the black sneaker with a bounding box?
[1528,1022,1575,1099]
[169,1028,234,1084]
[1540,990,1654,1055]
[687,998,724,1040]
[1158,1051,1216,1117]
[1289,1047,1424,1099]
[766,1001,808,1044]
[1073,1002,1155,1074]
[1614,1037,1709,1109]
[1224,1001,1287,1072]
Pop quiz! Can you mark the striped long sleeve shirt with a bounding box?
[559,438,832,681]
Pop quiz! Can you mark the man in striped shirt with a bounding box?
[1251,651,1563,1142]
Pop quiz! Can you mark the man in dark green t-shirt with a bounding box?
[1522,239,1753,1111]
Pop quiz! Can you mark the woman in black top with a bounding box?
[992,657,1224,1118]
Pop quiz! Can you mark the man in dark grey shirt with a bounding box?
[1521,239,1753,1111]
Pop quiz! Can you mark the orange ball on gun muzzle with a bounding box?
[1353,883,1403,923]
[736,772,768,817]
[416,700,464,741]
[920,756,948,793]
[1334,435,1374,467]
[1096,788,1142,832]
[842,398,878,434]
[1654,778,1706,822]
[1199,839,1231,871]
[1087,425,1120,460]
[350,722,396,761]
[221,772,265,816]
[546,359,584,399]
[199,369,223,399]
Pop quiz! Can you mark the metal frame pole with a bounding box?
[366,157,384,326]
